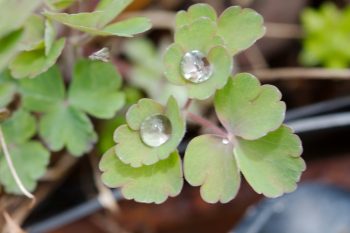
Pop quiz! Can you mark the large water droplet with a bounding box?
[140,114,172,147]
[180,50,213,83]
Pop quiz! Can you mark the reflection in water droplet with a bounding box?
[222,139,230,145]
[140,114,172,147]
[180,50,213,83]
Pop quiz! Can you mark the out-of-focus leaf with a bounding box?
[45,0,76,10]
[101,17,151,37]
[0,109,50,194]
[0,29,23,71]
[45,19,56,55]
[68,59,125,119]
[0,0,43,37]
[9,38,65,78]
[0,71,17,108]
[39,104,97,156]
[0,141,50,194]
[20,66,65,112]
[45,1,151,37]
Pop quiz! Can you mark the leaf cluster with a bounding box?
[301,3,350,68]
[100,3,305,204]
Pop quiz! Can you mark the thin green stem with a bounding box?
[0,126,34,199]
[186,112,227,137]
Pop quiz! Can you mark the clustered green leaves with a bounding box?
[0,59,125,194]
[301,2,350,68]
[100,3,305,204]
[0,0,151,196]
[0,0,151,77]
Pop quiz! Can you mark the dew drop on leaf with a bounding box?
[180,50,213,83]
[140,114,172,147]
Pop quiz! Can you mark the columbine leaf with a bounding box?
[44,11,104,33]
[215,73,285,140]
[0,71,17,108]
[126,98,163,130]
[175,3,217,28]
[0,109,49,195]
[1,109,36,144]
[9,38,65,78]
[217,6,265,55]
[100,148,183,204]
[0,141,50,194]
[20,15,45,51]
[101,17,151,37]
[20,65,65,112]
[45,0,76,10]
[45,1,151,37]
[95,0,132,27]
[184,135,240,203]
[39,104,97,156]
[68,59,125,119]
[0,0,43,37]
[45,19,56,55]
[175,17,217,52]
[115,97,186,167]
[234,125,306,197]
[0,29,23,71]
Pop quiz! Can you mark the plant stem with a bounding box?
[187,112,227,137]
[0,126,34,199]
[182,99,192,111]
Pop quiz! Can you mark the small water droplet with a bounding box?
[222,139,230,145]
[180,50,213,83]
[89,47,110,62]
[140,114,172,147]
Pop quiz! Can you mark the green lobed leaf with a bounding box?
[68,59,125,119]
[44,11,105,34]
[175,17,217,52]
[115,97,186,167]
[9,38,65,79]
[0,29,24,71]
[39,104,97,156]
[45,19,56,56]
[126,98,163,130]
[0,71,17,108]
[175,3,217,28]
[217,6,265,55]
[20,65,65,112]
[95,0,132,27]
[0,141,50,194]
[102,17,152,37]
[45,0,76,10]
[234,125,305,198]
[1,109,36,144]
[45,1,151,37]
[184,135,240,203]
[0,0,43,38]
[0,109,50,195]
[19,15,45,51]
[215,73,285,140]
[100,148,183,204]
